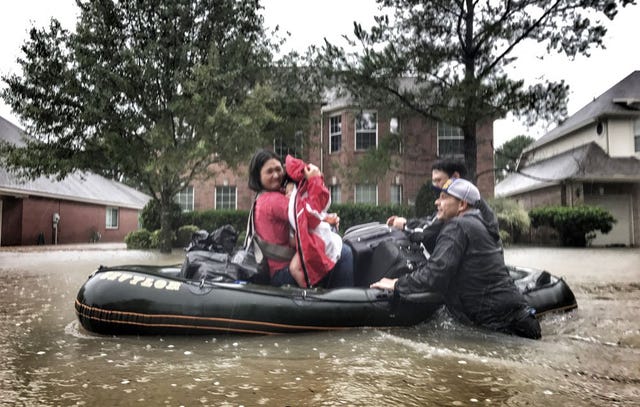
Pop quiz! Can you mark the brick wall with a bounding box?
[198,108,496,211]
[2,196,141,246]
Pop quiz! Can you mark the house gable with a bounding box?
[524,71,640,163]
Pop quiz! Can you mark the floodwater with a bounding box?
[0,246,638,406]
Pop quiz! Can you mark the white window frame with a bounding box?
[106,207,119,229]
[330,184,341,204]
[390,117,403,154]
[354,184,378,204]
[175,186,194,212]
[390,184,403,205]
[355,111,378,151]
[215,185,237,210]
[274,131,304,159]
[329,115,342,154]
[437,122,464,157]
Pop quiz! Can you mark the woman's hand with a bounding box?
[304,163,321,179]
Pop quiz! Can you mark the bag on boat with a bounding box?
[181,224,268,283]
[342,222,408,286]
[358,239,428,286]
[229,240,270,284]
[182,247,270,283]
[229,196,272,284]
[185,225,239,254]
[185,229,212,251]
[181,251,238,282]
[210,224,238,254]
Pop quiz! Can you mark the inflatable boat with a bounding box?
[75,264,443,335]
[75,263,576,336]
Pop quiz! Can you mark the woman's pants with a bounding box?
[271,244,354,288]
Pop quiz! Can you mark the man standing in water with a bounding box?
[371,178,541,339]
[386,159,497,254]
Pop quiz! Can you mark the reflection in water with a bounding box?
[0,248,639,406]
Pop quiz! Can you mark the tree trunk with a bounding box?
[463,125,478,184]
[159,194,173,254]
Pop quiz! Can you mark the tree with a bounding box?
[316,0,634,183]
[529,205,615,247]
[495,135,536,181]
[1,0,315,252]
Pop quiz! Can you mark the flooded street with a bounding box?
[0,246,638,406]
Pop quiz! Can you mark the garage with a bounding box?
[585,194,633,246]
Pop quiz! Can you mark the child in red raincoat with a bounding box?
[284,155,343,287]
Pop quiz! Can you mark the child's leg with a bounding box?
[289,253,307,287]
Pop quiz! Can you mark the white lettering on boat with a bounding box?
[98,271,181,291]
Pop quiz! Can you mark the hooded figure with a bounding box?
[284,155,343,286]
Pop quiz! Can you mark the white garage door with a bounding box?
[585,194,632,247]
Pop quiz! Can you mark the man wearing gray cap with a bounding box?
[371,178,541,339]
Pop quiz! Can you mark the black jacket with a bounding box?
[395,208,540,338]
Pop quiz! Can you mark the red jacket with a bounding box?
[285,155,342,286]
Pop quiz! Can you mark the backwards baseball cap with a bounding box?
[438,177,481,206]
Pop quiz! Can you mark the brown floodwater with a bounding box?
[0,246,638,406]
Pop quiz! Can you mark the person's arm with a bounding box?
[411,218,444,254]
[394,221,466,297]
[301,165,331,229]
[387,215,434,231]
[386,215,407,230]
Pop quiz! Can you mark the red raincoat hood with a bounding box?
[285,155,306,183]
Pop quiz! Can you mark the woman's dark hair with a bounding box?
[248,149,282,192]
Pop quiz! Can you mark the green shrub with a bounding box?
[414,181,437,218]
[529,205,616,247]
[150,229,164,249]
[171,204,415,242]
[499,229,511,246]
[175,224,200,248]
[124,229,152,249]
[140,199,183,231]
[487,197,530,243]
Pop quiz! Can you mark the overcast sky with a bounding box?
[1,0,638,148]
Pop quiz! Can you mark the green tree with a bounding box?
[414,180,437,218]
[495,135,536,181]
[316,0,633,183]
[1,0,315,252]
[529,205,615,247]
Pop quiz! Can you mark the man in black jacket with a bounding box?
[386,159,496,254]
[372,178,541,339]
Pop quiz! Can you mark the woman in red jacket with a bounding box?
[247,149,353,288]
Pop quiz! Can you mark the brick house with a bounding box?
[0,116,150,246]
[176,89,496,213]
[495,71,640,247]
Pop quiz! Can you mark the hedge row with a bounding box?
[127,204,416,249]
[529,205,615,247]
[129,199,616,249]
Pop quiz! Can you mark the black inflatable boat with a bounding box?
[75,263,576,336]
[75,264,444,335]
[75,222,577,335]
